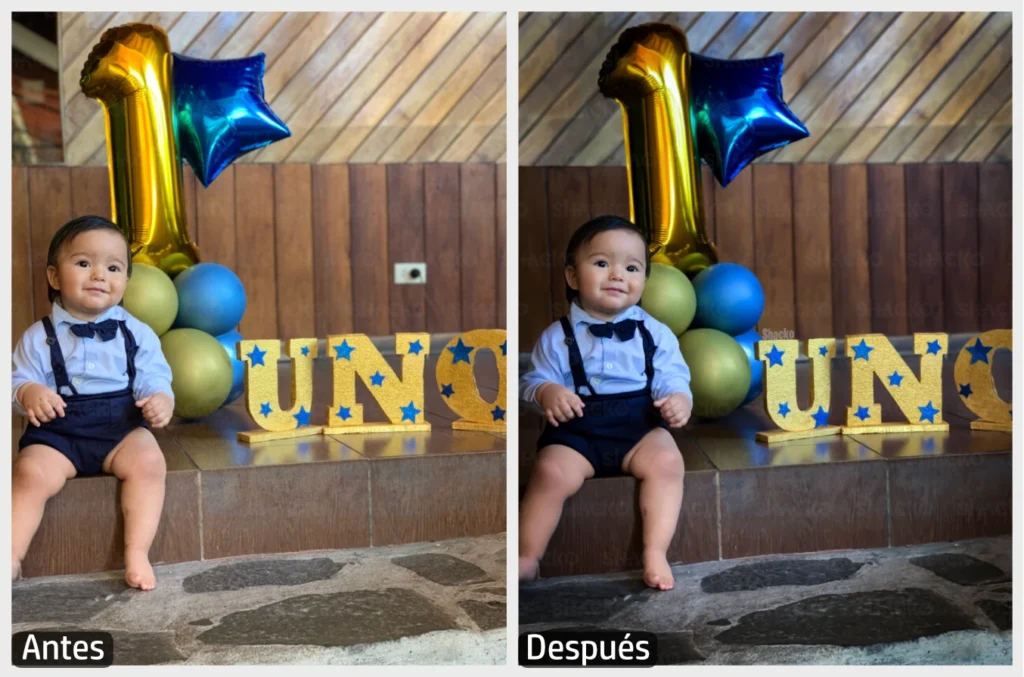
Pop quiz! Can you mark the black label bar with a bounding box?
[520,630,657,667]
[13,632,113,667]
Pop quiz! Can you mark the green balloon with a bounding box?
[160,328,233,419]
[678,328,751,419]
[641,263,697,335]
[123,263,178,336]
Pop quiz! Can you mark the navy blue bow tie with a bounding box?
[588,319,637,341]
[70,319,119,341]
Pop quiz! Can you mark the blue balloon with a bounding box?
[215,329,246,406]
[690,52,809,187]
[692,263,764,335]
[174,263,247,336]
[173,53,291,187]
[733,329,764,406]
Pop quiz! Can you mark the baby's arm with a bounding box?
[519,326,562,404]
[649,321,693,402]
[524,321,573,407]
[649,320,693,427]
[520,325,584,426]
[12,327,65,426]
[129,319,175,427]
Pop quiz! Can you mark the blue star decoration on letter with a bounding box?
[777,402,790,418]
[370,371,385,387]
[335,405,352,421]
[811,406,830,428]
[259,403,272,418]
[172,53,291,188]
[499,340,507,356]
[440,383,455,398]
[958,383,973,399]
[492,405,506,421]
[819,345,829,357]
[247,344,267,366]
[926,340,942,355]
[765,344,785,367]
[852,339,874,361]
[888,371,904,387]
[966,338,993,364]
[400,401,422,423]
[918,401,939,424]
[301,346,309,356]
[854,406,871,422]
[293,406,311,427]
[334,340,355,360]
[408,340,423,355]
[448,338,474,364]
[688,52,809,186]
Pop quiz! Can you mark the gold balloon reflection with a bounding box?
[80,23,199,277]
[599,24,717,276]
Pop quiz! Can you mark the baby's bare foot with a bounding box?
[642,549,674,591]
[519,556,540,582]
[12,558,22,582]
[124,549,156,591]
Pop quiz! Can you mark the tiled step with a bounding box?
[18,354,507,578]
[519,355,1012,578]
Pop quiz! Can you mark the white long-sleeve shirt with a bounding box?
[520,302,692,404]
[12,302,174,414]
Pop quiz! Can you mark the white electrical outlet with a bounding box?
[395,262,427,285]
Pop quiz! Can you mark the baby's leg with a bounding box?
[621,428,685,590]
[103,428,166,591]
[12,446,77,580]
[519,445,594,582]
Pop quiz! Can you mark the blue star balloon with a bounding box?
[172,53,290,187]
[689,52,809,187]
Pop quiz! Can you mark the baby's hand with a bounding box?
[18,382,66,427]
[536,383,585,427]
[655,392,692,428]
[137,392,174,428]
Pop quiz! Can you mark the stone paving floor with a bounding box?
[520,536,1012,665]
[13,534,507,665]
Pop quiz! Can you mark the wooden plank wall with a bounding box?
[59,12,507,166]
[519,11,1013,166]
[12,163,506,344]
[518,164,1012,347]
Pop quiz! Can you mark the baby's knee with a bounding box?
[531,455,582,494]
[648,445,685,480]
[125,432,167,479]
[136,449,167,481]
[13,455,67,494]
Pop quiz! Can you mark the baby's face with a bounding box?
[48,229,130,319]
[567,229,647,319]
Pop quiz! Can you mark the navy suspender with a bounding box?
[558,316,657,396]
[119,320,138,391]
[637,321,656,392]
[42,317,75,396]
[560,316,595,396]
[41,316,138,397]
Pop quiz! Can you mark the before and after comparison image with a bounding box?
[6,5,1019,670]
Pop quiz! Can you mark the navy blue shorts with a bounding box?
[18,388,148,476]
[536,389,667,477]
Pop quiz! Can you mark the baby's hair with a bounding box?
[564,215,651,304]
[46,215,132,302]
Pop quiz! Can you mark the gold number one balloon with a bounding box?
[599,24,717,277]
[80,24,199,277]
